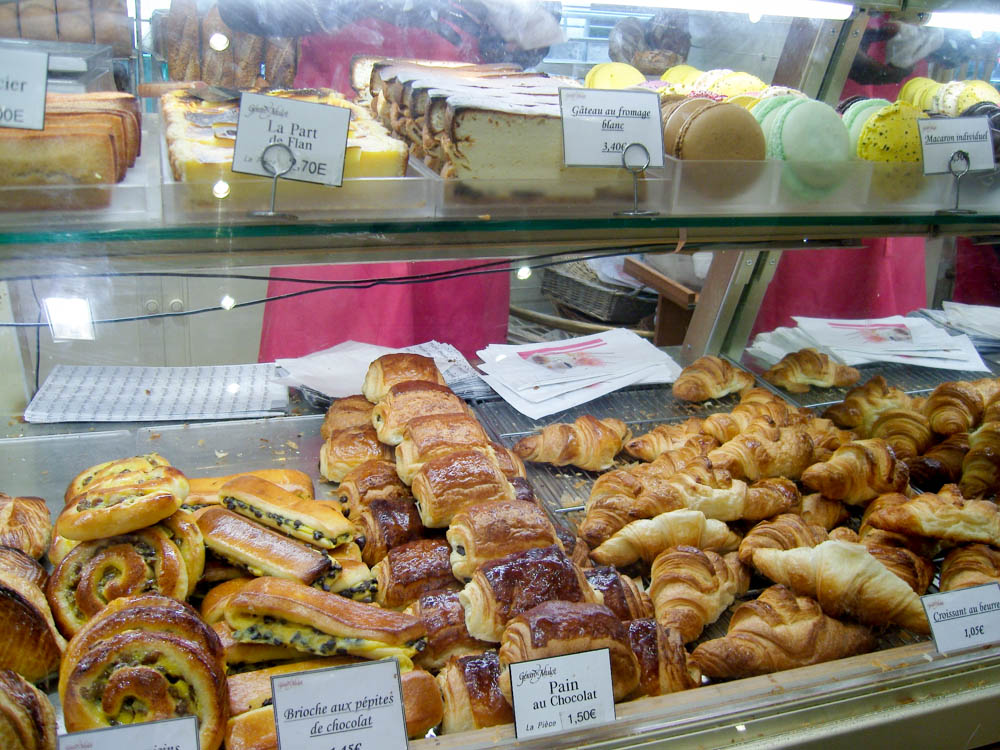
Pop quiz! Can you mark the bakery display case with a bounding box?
[3,1,1000,749]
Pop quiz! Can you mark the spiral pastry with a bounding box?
[159,511,206,595]
[47,526,189,637]
[64,453,173,502]
[0,668,57,750]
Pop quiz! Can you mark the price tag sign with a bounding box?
[233,92,351,186]
[0,47,48,130]
[922,582,1000,654]
[509,649,616,739]
[918,117,996,175]
[559,88,664,169]
[57,716,200,750]
[271,658,408,750]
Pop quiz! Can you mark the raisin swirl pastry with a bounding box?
[0,668,57,750]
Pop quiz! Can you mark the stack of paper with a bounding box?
[477,328,682,419]
[920,302,1000,353]
[748,315,989,372]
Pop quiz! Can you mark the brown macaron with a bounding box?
[662,97,717,157]
[673,101,766,160]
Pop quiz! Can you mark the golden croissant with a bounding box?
[672,356,755,402]
[590,509,742,567]
[822,376,914,436]
[707,422,815,481]
[624,418,707,462]
[959,421,1000,500]
[737,513,829,567]
[800,438,909,505]
[940,543,1000,592]
[869,408,933,461]
[789,492,848,530]
[862,484,1000,547]
[762,348,860,394]
[922,379,999,437]
[513,415,630,472]
[906,433,969,492]
[701,396,810,445]
[802,417,856,463]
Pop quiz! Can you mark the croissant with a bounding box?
[0,546,48,590]
[513,415,631,472]
[802,417,856,463]
[984,389,1000,424]
[923,380,986,436]
[590,508,742,567]
[626,619,701,698]
[822,375,914,436]
[648,546,750,643]
[672,356,755,402]
[869,408,933,461]
[789,493,848,530]
[750,540,929,633]
[707,422,815,481]
[940,543,1000,592]
[320,394,375,441]
[762,348,861,394]
[690,585,876,679]
[0,668,57,750]
[800,438,909,505]
[960,421,1000,500]
[906,433,969,492]
[0,494,51,560]
[624,418,707,462]
[737,514,829,567]
[630,435,718,475]
[584,566,654,620]
[862,484,1000,547]
[0,566,65,683]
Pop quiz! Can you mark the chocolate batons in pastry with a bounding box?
[200,578,254,625]
[513,415,631,472]
[218,475,354,550]
[407,589,489,670]
[321,394,375,441]
[363,353,447,403]
[437,650,513,734]
[213,621,305,673]
[762,348,860,394]
[690,585,877,679]
[459,545,600,642]
[411,450,516,528]
[497,601,640,703]
[738,514,829,567]
[0,565,65,683]
[396,413,495,486]
[373,538,457,610]
[356,497,425,567]
[371,380,471,445]
[334,459,411,520]
[323,558,378,602]
[446,499,561,582]
[590,509,742,568]
[226,656,360,715]
[862,484,1000,547]
[183,469,314,512]
[319,425,394,484]
[672,355,755,402]
[940,543,1000,591]
[584,566,653,620]
[557,527,592,569]
[223,577,427,668]
[0,494,51,559]
[626,619,701,698]
[0,668,57,750]
[800,438,909,505]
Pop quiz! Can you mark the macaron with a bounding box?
[586,62,646,89]
[691,69,733,92]
[764,98,850,197]
[955,79,1000,113]
[751,94,799,136]
[932,80,969,117]
[710,71,767,98]
[898,76,937,107]
[662,98,718,156]
[857,101,928,201]
[660,64,701,86]
[671,101,766,161]
[842,98,891,156]
[836,94,868,115]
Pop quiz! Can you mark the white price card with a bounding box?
[0,47,48,130]
[559,88,664,169]
[57,716,200,750]
[233,92,351,186]
[271,658,408,750]
[922,582,1000,654]
[509,649,616,739]
[918,116,996,175]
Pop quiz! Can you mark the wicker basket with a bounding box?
[542,262,657,324]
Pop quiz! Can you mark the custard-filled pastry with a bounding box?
[0,566,66,683]
[751,540,929,633]
[321,394,375,441]
[458,545,600,642]
[406,588,489,670]
[319,425,394,484]
[707,422,814,481]
[372,381,470,445]
[497,601,640,703]
[46,533,78,567]
[213,621,304,672]
[940,543,1000,592]
[762,348,860,394]
[437,650,513,734]
[0,545,48,590]
[57,460,190,541]
[624,420,715,464]
[822,375,915,436]
[690,584,876,679]
[47,525,191,637]
[492,441,527,480]
[356,498,425,567]
[334,459,410,520]
[363,353,447,403]
[411,450,516,528]
[648,546,749,643]
[869,408,933,462]
[800,438,909,505]
[446,499,561,582]
[862,484,1000,547]
[0,668,57,750]
[672,356,755,402]
[0,494,51,559]
[907,433,970,492]
[590,508,742,568]
[960,421,1000,500]
[514,415,631,472]
[626,618,701,698]
[738,514,829,568]
[584,566,653,620]
[373,538,457,610]
[395,413,494,486]
[182,468,314,512]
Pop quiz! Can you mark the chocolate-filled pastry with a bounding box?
[513,415,631,472]
[498,601,640,703]
[363,353,446,403]
[395,413,494,486]
[374,538,457,610]
[0,668,57,750]
[319,425,394,484]
[224,577,427,669]
[406,589,489,670]
[411,450,516,528]
[183,469,314,511]
[492,441,527,480]
[556,527,592,569]
[219,476,354,550]
[446,500,561,582]
[584,566,653,620]
[0,494,51,559]
[372,380,470,445]
[334,459,411,521]
[626,619,701,698]
[437,650,513,733]
[196,507,334,585]
[458,545,600,642]
[213,621,304,672]
[907,433,970,491]
[356,498,425,567]
[226,656,360,715]
[200,578,254,624]
[0,566,66,683]
[321,558,378,603]
[321,394,376,441]
[200,554,246,585]
[0,545,48,590]
[510,476,536,503]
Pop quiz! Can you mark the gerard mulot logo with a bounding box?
[516,663,557,687]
